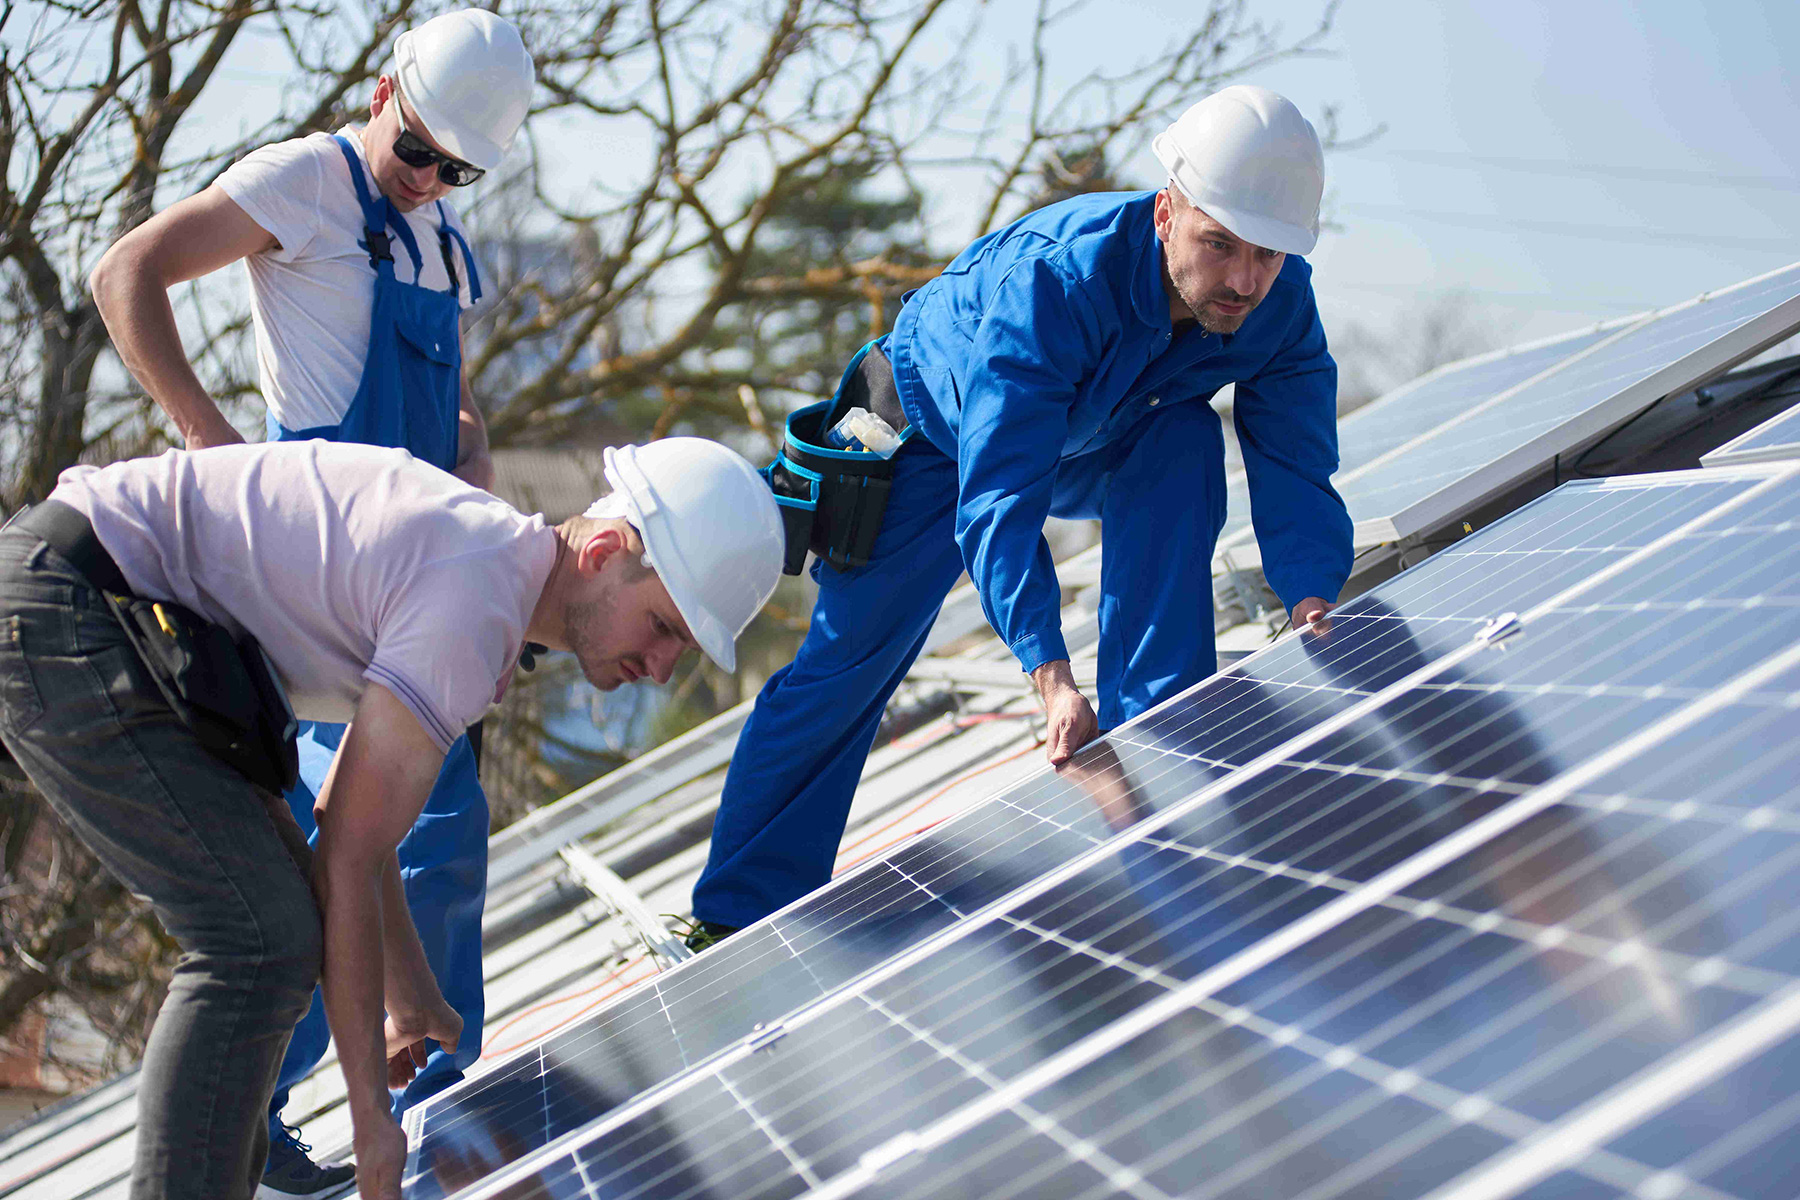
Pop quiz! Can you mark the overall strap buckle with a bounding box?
[363,228,394,266]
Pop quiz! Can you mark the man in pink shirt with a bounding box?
[0,437,783,1200]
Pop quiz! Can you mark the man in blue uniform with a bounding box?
[89,11,534,1196]
[691,85,1354,942]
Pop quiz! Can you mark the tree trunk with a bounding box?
[11,299,105,508]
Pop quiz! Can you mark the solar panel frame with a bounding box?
[1212,316,1645,565]
[1699,400,1800,468]
[1335,262,1800,548]
[410,463,1799,1200]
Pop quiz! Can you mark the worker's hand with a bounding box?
[353,1113,407,1200]
[182,410,247,451]
[384,997,461,1088]
[1031,659,1099,766]
[1291,596,1334,636]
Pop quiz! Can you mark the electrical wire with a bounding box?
[833,740,1044,874]
[480,953,655,1058]
[888,708,1038,753]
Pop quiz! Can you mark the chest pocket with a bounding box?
[394,318,460,367]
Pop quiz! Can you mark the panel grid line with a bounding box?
[425,468,1794,1200]
[1425,985,1800,1200]
[797,629,1800,1200]
[854,994,1175,1200]
[714,1073,824,1190]
[944,782,1797,1200]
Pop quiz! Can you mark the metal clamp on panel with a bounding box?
[1475,611,1524,648]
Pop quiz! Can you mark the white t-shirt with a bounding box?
[217,128,476,434]
[51,442,556,752]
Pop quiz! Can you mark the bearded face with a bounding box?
[1155,188,1286,334]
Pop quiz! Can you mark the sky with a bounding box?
[1162,0,1799,344]
[19,0,1797,362]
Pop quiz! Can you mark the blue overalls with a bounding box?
[693,191,1355,930]
[267,135,488,1127]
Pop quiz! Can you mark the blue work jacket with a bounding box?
[888,190,1353,674]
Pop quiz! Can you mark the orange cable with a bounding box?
[833,741,1042,874]
[889,708,1038,752]
[480,954,649,1056]
[482,963,658,1058]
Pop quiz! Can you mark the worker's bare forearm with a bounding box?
[453,373,494,490]
[381,852,441,1019]
[317,852,394,1122]
[90,250,241,449]
[1029,658,1076,693]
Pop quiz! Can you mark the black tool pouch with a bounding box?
[762,341,912,574]
[108,596,299,796]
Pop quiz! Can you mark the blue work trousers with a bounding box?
[693,400,1228,928]
[267,722,488,1124]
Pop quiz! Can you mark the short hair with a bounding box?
[559,499,655,580]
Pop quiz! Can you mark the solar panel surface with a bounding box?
[1331,263,1800,545]
[404,463,1800,1200]
[1700,401,1800,468]
[1216,322,1627,553]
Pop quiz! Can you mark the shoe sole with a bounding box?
[254,1177,357,1200]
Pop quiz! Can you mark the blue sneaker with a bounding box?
[256,1120,356,1199]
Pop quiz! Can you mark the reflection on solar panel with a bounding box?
[1216,320,1629,554]
[1331,263,1800,547]
[1701,401,1800,468]
[402,461,1800,1200]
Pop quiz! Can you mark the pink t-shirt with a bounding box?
[51,442,556,752]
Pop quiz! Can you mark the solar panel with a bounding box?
[1215,320,1630,557]
[1701,400,1800,468]
[402,462,1800,1200]
[1330,262,1800,547]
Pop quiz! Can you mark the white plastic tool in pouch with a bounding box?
[827,407,904,458]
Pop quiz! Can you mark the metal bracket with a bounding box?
[1474,611,1524,648]
[557,843,694,967]
[745,1021,788,1053]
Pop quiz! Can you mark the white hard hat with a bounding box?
[393,10,535,171]
[1151,85,1325,256]
[590,439,784,673]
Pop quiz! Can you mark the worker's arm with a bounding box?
[312,683,454,1200]
[1233,280,1353,620]
[453,321,495,491]
[952,257,1102,763]
[379,851,462,1088]
[89,185,277,449]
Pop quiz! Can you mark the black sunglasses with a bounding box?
[392,93,485,188]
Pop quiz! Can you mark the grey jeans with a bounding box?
[0,526,322,1200]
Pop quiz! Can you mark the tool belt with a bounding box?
[9,501,299,796]
[763,341,914,574]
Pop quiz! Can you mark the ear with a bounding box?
[371,75,394,120]
[574,527,629,577]
[1153,188,1174,243]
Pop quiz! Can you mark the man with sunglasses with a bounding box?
[89,10,533,1198]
